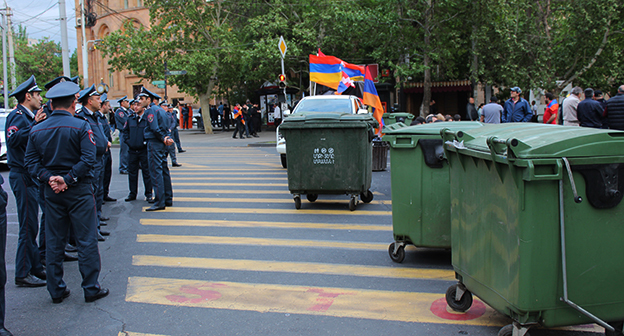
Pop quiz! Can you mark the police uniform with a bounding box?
[24,81,108,303]
[75,85,109,239]
[115,96,131,174]
[141,88,173,210]
[161,102,180,167]
[5,76,46,287]
[99,93,115,204]
[122,107,152,201]
[0,101,10,336]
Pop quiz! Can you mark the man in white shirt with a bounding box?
[562,87,582,126]
[273,103,282,127]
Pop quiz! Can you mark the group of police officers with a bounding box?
[0,74,180,335]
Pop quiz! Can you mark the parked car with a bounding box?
[276,95,368,168]
[0,109,9,165]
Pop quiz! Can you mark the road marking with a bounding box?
[172,182,288,187]
[171,189,386,196]
[173,197,391,205]
[133,255,454,280]
[140,219,391,231]
[125,276,508,326]
[136,234,388,250]
[173,177,288,181]
[170,172,287,175]
[142,207,391,216]
[169,168,284,171]
[118,332,170,336]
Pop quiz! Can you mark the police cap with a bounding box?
[140,86,161,100]
[9,75,42,98]
[117,95,128,103]
[70,76,80,84]
[129,99,136,104]
[44,76,72,91]
[159,101,169,107]
[78,84,101,102]
[45,81,81,99]
[101,93,108,103]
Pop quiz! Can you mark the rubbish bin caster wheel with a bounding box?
[445,283,473,312]
[294,195,301,209]
[306,194,318,202]
[349,196,357,211]
[360,190,374,203]
[280,154,287,168]
[498,324,531,336]
[388,242,405,263]
[605,321,624,336]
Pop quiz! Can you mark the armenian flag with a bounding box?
[343,63,365,82]
[309,54,343,90]
[363,66,384,133]
[336,71,355,94]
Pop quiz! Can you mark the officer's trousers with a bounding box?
[91,157,104,223]
[167,144,177,164]
[119,133,129,173]
[102,150,112,198]
[38,183,46,260]
[172,128,182,151]
[45,182,101,299]
[148,140,173,208]
[127,148,152,198]
[0,186,8,327]
[9,171,43,279]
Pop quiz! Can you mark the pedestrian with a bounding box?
[0,147,10,334]
[531,100,539,122]
[593,90,608,129]
[140,87,174,211]
[466,97,478,121]
[273,103,282,127]
[24,81,109,304]
[169,104,185,153]
[232,103,246,139]
[502,87,532,123]
[477,103,484,121]
[561,86,582,126]
[242,105,251,138]
[75,85,110,241]
[605,85,624,130]
[218,102,224,130]
[223,104,231,131]
[543,93,559,124]
[210,105,219,128]
[577,88,604,128]
[5,75,47,287]
[122,99,153,203]
[453,114,461,121]
[480,96,503,124]
[429,100,437,115]
[115,96,131,174]
[161,102,181,167]
[99,94,116,203]
[181,103,190,129]
[251,103,262,135]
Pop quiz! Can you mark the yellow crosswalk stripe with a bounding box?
[173,197,391,205]
[125,276,508,326]
[136,234,388,250]
[172,182,288,186]
[118,332,169,336]
[171,189,386,196]
[142,207,391,216]
[170,172,286,175]
[133,255,454,280]
[173,177,288,181]
[140,218,391,231]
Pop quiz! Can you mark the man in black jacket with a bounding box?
[122,99,153,202]
[605,85,624,130]
[577,88,604,128]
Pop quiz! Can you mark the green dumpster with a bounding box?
[382,121,483,263]
[382,112,415,130]
[442,123,624,336]
[280,113,377,211]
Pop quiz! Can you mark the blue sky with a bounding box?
[9,0,78,51]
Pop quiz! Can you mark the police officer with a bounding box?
[5,76,47,287]
[24,81,109,304]
[115,96,131,174]
[76,85,110,240]
[161,102,181,167]
[169,104,185,153]
[0,151,11,335]
[139,87,173,211]
[123,99,153,202]
[99,94,116,204]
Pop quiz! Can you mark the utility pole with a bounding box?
[164,61,168,102]
[58,0,71,77]
[5,6,15,90]
[1,10,9,109]
[80,0,88,87]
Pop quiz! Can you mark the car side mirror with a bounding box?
[357,108,369,114]
[283,109,291,116]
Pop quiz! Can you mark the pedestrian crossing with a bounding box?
[125,148,604,335]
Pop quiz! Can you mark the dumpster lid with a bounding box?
[445,123,624,159]
[383,121,483,136]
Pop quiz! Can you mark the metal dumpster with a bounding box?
[442,123,624,336]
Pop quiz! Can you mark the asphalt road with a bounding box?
[0,127,605,336]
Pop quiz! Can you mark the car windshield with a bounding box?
[0,116,6,130]
[293,99,353,114]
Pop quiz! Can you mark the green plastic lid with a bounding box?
[384,121,483,136]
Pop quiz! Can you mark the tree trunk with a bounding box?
[419,2,432,117]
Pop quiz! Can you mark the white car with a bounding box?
[276,95,368,168]
[0,110,9,165]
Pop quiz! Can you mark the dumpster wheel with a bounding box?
[360,190,374,203]
[306,194,318,202]
[445,283,473,312]
[294,195,301,209]
[498,323,531,336]
[388,242,405,263]
[605,321,624,336]
[349,196,358,211]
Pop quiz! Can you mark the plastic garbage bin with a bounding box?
[441,123,624,336]
[372,138,389,171]
[280,113,378,211]
[382,122,483,262]
[382,113,415,129]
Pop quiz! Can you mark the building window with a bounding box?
[137,0,142,7]
[108,69,114,88]
[124,0,128,8]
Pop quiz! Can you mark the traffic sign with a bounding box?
[278,36,287,58]
[156,84,166,89]
[152,80,166,86]
[166,70,187,76]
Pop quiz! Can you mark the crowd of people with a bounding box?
[206,100,265,139]
[0,75,186,335]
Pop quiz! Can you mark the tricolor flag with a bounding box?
[309,54,343,90]
[363,66,384,133]
[342,63,365,82]
[335,71,355,94]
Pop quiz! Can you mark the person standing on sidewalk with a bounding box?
[562,87,582,126]
[161,102,182,167]
[168,104,185,153]
[115,96,131,174]
[502,87,532,123]
[232,104,246,139]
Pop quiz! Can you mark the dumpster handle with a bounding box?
[558,179,613,331]
[562,157,582,203]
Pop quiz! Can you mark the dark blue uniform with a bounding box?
[122,113,152,199]
[24,109,102,300]
[165,110,178,165]
[99,111,113,200]
[115,107,130,173]
[144,103,173,208]
[5,104,45,280]
[0,144,8,330]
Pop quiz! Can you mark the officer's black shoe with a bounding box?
[179,149,186,153]
[99,221,107,226]
[146,206,166,211]
[232,136,238,139]
[99,230,110,236]
[15,274,46,287]
[172,163,182,167]
[0,326,14,336]
[64,252,78,262]
[52,289,70,304]
[125,196,136,202]
[119,170,129,175]
[97,232,106,242]
[32,270,46,280]
[65,243,77,253]
[99,216,110,221]
[85,288,109,303]
[103,196,117,202]
[146,197,155,203]
[165,201,173,207]
[252,134,259,138]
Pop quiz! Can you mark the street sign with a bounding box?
[152,80,166,86]
[166,70,187,76]
[156,84,166,89]
[278,36,287,58]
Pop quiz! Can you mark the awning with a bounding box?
[403,80,471,93]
